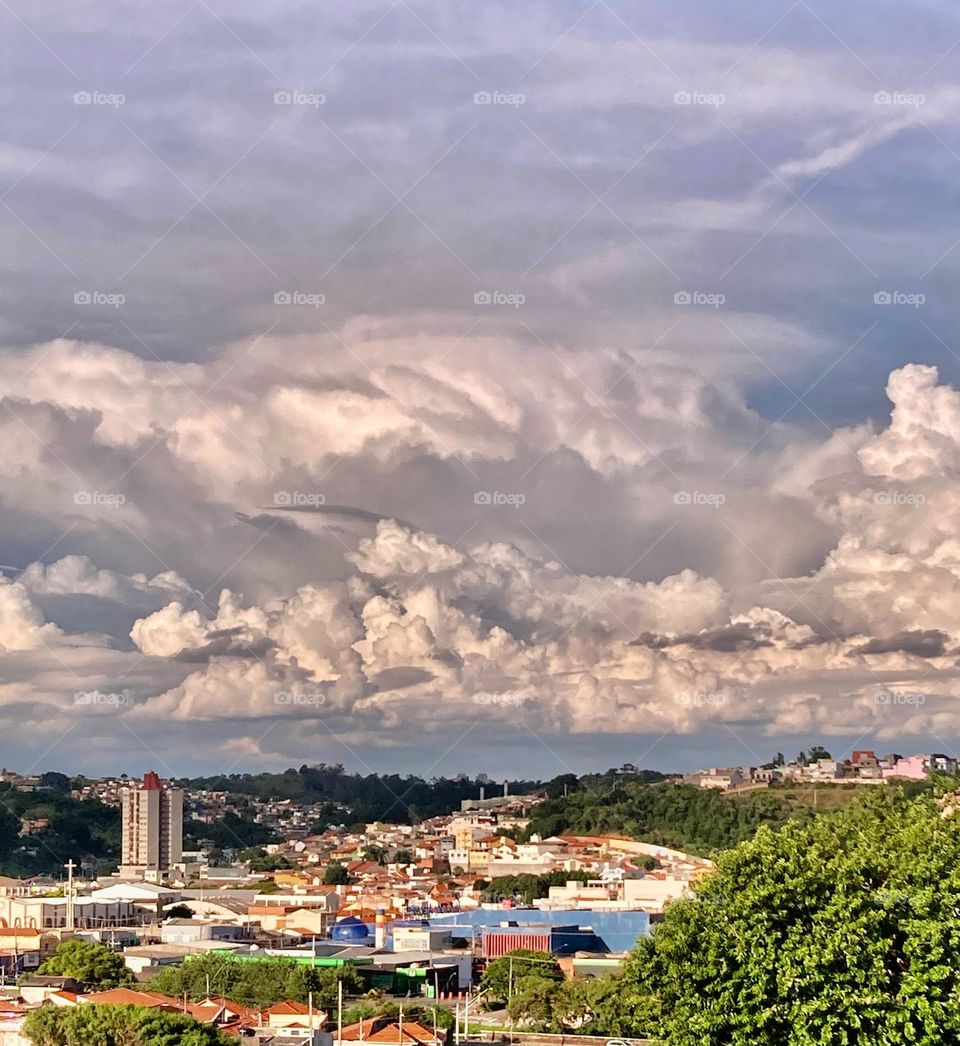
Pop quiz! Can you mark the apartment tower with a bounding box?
[120,771,183,880]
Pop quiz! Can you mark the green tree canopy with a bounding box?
[323,860,351,884]
[620,787,960,1044]
[479,949,563,1005]
[165,903,194,920]
[148,953,362,1010]
[24,1003,230,1046]
[38,938,134,990]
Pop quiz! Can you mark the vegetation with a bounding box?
[148,953,363,1010]
[504,786,960,1044]
[180,764,543,823]
[483,870,593,904]
[0,782,119,876]
[24,1004,231,1046]
[38,939,135,990]
[480,948,564,1005]
[165,903,195,920]
[524,775,815,855]
[341,1002,455,1029]
[324,860,352,884]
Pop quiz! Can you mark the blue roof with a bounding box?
[428,908,650,953]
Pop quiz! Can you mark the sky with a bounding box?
[4,0,960,780]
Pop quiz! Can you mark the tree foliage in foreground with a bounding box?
[617,786,960,1044]
[24,1004,231,1046]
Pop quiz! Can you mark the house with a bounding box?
[18,976,82,1005]
[884,754,928,780]
[263,1000,327,1029]
[698,768,744,791]
[160,919,247,944]
[338,1017,442,1046]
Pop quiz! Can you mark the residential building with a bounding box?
[120,771,184,880]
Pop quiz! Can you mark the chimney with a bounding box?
[503,781,508,798]
[375,908,387,950]
[480,786,485,801]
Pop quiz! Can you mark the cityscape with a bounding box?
[0,752,956,1043]
[5,0,960,1041]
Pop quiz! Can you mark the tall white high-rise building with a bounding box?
[120,771,183,880]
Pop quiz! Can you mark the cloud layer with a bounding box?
[6,0,960,773]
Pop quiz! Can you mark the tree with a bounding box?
[392,849,413,865]
[24,1003,231,1046]
[620,787,960,1044]
[39,772,71,793]
[808,744,832,761]
[362,845,388,865]
[507,974,564,1027]
[555,971,658,1036]
[479,949,563,1005]
[148,953,363,1010]
[38,939,134,990]
[165,903,194,920]
[323,861,350,884]
[0,805,19,857]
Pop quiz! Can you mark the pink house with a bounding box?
[883,755,927,780]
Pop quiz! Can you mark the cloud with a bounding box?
[6,0,960,772]
[0,577,61,653]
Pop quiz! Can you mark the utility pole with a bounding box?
[64,860,76,932]
[337,978,343,1046]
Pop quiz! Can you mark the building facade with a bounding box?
[120,772,184,880]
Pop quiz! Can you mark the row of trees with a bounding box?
[481,870,596,904]
[179,764,543,824]
[147,952,363,1010]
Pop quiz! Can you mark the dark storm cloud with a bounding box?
[855,630,951,659]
